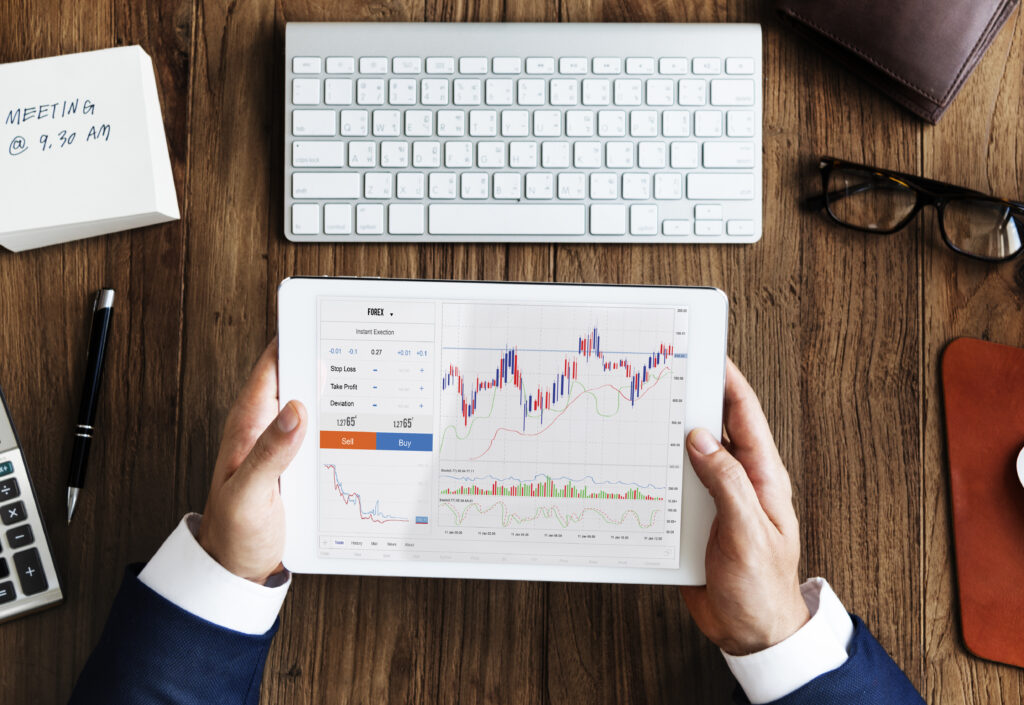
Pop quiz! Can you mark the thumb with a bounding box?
[234,400,308,482]
[686,428,760,527]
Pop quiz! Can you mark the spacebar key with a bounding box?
[429,205,585,235]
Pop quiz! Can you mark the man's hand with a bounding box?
[680,359,809,656]
[198,341,308,584]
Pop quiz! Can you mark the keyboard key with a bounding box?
[292,78,320,105]
[485,79,514,105]
[0,581,14,604]
[0,478,18,501]
[388,204,425,234]
[533,111,561,137]
[325,78,353,105]
[509,142,537,168]
[429,204,585,234]
[565,111,594,137]
[550,80,579,106]
[6,524,32,549]
[694,110,723,137]
[630,204,658,234]
[541,142,570,168]
[726,110,756,137]
[703,141,755,168]
[613,79,642,106]
[405,110,433,136]
[678,79,706,105]
[0,559,7,579]
[325,57,355,74]
[292,110,335,136]
[597,110,626,137]
[0,462,12,477]
[493,57,522,74]
[692,57,722,74]
[437,110,465,136]
[517,79,546,106]
[393,57,422,74]
[659,58,688,75]
[646,79,674,106]
[695,220,724,235]
[429,173,457,199]
[606,142,634,168]
[590,173,618,200]
[412,141,441,167]
[573,141,601,168]
[727,219,755,235]
[292,141,344,168]
[460,173,489,199]
[421,79,450,106]
[380,141,409,167]
[356,204,384,234]
[364,173,393,199]
[357,78,385,105]
[593,57,622,74]
[14,548,48,595]
[459,57,488,74]
[292,56,321,74]
[453,79,482,105]
[695,204,723,219]
[670,142,699,168]
[559,57,588,74]
[711,79,754,106]
[557,173,586,199]
[348,141,377,167]
[582,79,611,106]
[359,57,388,74]
[445,141,473,168]
[396,173,425,199]
[638,142,666,168]
[687,173,755,200]
[493,173,521,199]
[625,58,655,74]
[622,174,651,200]
[477,142,506,168]
[725,57,755,74]
[293,173,360,199]
[663,219,692,235]
[526,57,555,74]
[324,204,353,234]
[469,110,497,137]
[501,110,530,137]
[525,173,554,199]
[629,110,658,137]
[291,204,319,235]
[389,79,417,105]
[662,110,690,137]
[1,501,25,525]
[426,57,455,74]
[373,110,401,137]
[590,204,627,234]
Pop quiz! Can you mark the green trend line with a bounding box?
[438,367,672,453]
[442,500,662,529]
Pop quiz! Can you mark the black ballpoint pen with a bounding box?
[66,289,114,523]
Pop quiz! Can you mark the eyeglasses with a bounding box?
[804,157,1024,263]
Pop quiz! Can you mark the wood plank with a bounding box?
[921,7,1024,703]
[0,0,191,702]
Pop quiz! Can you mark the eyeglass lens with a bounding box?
[942,199,1023,260]
[825,168,917,232]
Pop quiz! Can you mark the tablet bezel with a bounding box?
[278,277,726,585]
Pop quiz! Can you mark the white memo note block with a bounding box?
[0,46,180,252]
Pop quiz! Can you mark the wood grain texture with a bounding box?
[0,0,1023,702]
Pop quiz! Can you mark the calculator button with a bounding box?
[0,558,7,579]
[13,548,47,595]
[0,581,14,604]
[0,461,12,477]
[6,525,32,549]
[0,478,19,500]
[1,501,25,525]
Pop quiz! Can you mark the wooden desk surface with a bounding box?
[1,1,1023,702]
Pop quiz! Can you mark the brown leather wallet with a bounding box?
[777,0,1020,123]
[942,337,1024,668]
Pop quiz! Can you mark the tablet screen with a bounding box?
[314,295,689,570]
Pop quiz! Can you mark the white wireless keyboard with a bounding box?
[285,23,762,243]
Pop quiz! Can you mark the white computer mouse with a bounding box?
[1018,445,1024,489]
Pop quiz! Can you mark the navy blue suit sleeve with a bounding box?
[68,565,277,705]
[734,615,925,705]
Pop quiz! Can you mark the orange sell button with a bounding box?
[320,431,377,450]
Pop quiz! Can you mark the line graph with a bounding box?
[324,464,408,524]
[440,500,663,530]
[440,475,664,501]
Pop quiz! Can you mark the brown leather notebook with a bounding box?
[941,337,1024,668]
[777,0,1020,123]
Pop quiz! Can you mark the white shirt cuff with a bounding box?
[722,577,854,704]
[137,513,291,635]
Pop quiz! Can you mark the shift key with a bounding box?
[687,173,754,200]
[13,548,48,595]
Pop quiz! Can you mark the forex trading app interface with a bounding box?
[316,297,689,569]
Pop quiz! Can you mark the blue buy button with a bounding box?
[0,462,12,477]
[375,433,433,451]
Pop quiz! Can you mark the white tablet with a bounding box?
[278,277,728,585]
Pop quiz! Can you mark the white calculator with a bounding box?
[0,385,63,623]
